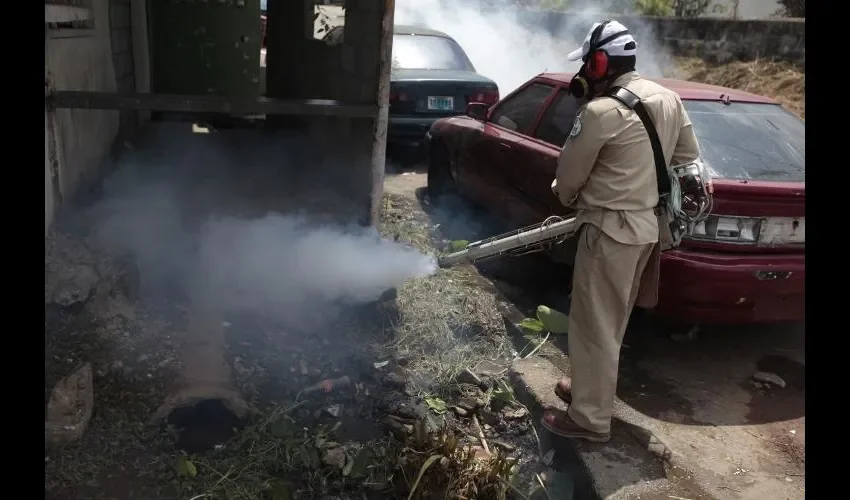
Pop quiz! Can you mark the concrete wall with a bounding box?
[516,11,804,65]
[45,0,151,234]
[707,0,782,19]
[45,0,120,232]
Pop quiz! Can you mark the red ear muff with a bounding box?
[586,50,609,80]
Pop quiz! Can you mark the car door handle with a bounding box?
[499,142,512,150]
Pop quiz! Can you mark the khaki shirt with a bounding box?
[553,72,700,245]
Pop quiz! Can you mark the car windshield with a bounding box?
[684,101,805,182]
[392,34,472,71]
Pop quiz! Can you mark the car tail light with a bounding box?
[469,89,499,105]
[687,215,761,244]
[389,91,410,103]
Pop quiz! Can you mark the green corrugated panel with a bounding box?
[149,0,261,97]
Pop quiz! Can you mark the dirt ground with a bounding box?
[672,58,805,119]
[45,125,559,500]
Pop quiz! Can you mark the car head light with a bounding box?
[687,215,761,244]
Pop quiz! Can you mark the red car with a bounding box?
[425,73,805,325]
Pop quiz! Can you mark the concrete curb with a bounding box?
[494,293,716,500]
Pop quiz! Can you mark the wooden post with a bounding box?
[368,0,394,228]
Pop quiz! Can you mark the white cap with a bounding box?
[566,20,637,62]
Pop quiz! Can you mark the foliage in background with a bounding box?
[776,0,804,17]
[671,0,712,17]
[536,0,571,11]
[524,0,721,17]
[633,0,674,16]
[597,0,671,15]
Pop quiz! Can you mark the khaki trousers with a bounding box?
[566,224,655,434]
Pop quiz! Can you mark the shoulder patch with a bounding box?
[569,116,582,138]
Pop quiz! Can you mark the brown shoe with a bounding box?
[554,377,572,404]
[540,409,610,443]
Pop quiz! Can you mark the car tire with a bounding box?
[427,140,457,203]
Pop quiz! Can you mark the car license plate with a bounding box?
[759,217,805,245]
[427,96,454,111]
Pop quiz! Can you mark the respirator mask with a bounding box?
[569,21,632,100]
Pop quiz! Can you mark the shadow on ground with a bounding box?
[618,320,805,427]
[386,144,428,171]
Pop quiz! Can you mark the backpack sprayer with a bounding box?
[437,160,714,268]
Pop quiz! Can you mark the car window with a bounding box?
[684,101,805,182]
[533,90,581,146]
[489,83,555,134]
[392,34,473,71]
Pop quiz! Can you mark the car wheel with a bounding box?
[427,140,457,203]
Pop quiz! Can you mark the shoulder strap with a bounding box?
[603,86,672,199]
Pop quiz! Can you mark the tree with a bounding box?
[729,0,740,19]
[672,0,711,17]
[776,0,804,17]
[526,0,715,17]
[633,0,674,16]
[600,0,706,17]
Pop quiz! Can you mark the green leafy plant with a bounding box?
[535,305,569,335]
[519,305,569,335]
[175,455,198,478]
[448,240,470,252]
[634,0,675,16]
[517,305,570,359]
[424,395,449,415]
[519,317,545,332]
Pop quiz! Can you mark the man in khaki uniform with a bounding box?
[543,20,700,442]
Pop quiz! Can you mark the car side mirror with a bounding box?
[466,102,489,121]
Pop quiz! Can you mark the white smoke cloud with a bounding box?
[84,126,436,323]
[394,0,671,94]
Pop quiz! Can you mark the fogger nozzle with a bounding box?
[437,216,578,268]
[438,251,470,268]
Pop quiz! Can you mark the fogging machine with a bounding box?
[438,161,713,268]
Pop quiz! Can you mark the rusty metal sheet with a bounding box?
[46,91,378,118]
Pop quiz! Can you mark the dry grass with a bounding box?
[45,192,520,500]
[673,57,805,119]
[395,420,519,500]
[379,194,510,395]
[389,266,508,394]
[168,405,400,500]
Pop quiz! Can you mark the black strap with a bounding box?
[594,30,630,51]
[604,86,672,199]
